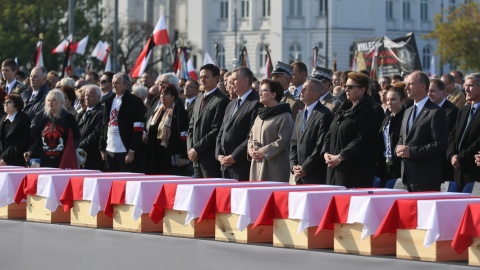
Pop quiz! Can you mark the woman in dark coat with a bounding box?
[377,84,406,186]
[0,94,31,166]
[323,72,380,188]
[25,89,80,168]
[145,84,189,175]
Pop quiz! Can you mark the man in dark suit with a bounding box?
[1,59,27,95]
[216,67,261,180]
[290,79,333,184]
[183,79,199,121]
[100,72,114,104]
[447,72,480,190]
[428,78,458,181]
[77,85,104,170]
[99,72,145,172]
[21,67,49,120]
[188,64,229,178]
[396,71,448,191]
[271,61,303,121]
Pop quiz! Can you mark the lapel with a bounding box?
[406,100,432,139]
[5,115,19,138]
[197,90,216,121]
[462,105,480,137]
[402,105,413,139]
[77,110,88,126]
[300,106,319,141]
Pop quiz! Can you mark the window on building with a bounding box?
[241,0,249,18]
[420,0,428,21]
[403,0,411,20]
[289,43,302,63]
[217,45,225,68]
[386,0,393,19]
[220,1,228,19]
[289,0,303,16]
[319,0,327,16]
[259,43,268,68]
[262,0,271,17]
[422,46,431,70]
[449,0,456,13]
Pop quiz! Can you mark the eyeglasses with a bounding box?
[259,89,271,93]
[344,85,361,90]
[2,100,13,105]
[99,80,110,84]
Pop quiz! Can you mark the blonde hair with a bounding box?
[43,89,66,118]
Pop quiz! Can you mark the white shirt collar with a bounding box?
[438,98,447,108]
[319,91,330,102]
[185,96,197,104]
[414,96,429,113]
[237,89,252,102]
[204,88,217,97]
[304,100,319,119]
[5,111,18,122]
[7,80,16,93]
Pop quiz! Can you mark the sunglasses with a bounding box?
[100,80,110,84]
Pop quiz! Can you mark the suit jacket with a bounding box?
[397,99,448,190]
[290,102,333,184]
[320,92,341,113]
[185,97,197,122]
[441,99,459,134]
[76,103,104,170]
[0,111,31,166]
[216,90,261,180]
[145,95,161,124]
[2,80,27,95]
[21,83,49,120]
[100,91,114,104]
[281,91,303,122]
[188,88,229,169]
[100,91,145,154]
[446,104,480,188]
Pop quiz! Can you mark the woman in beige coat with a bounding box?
[248,79,294,182]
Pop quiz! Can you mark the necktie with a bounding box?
[231,99,242,119]
[458,106,476,150]
[302,109,308,132]
[200,95,208,111]
[293,88,298,97]
[30,93,36,102]
[5,86,9,94]
[82,110,91,122]
[185,101,189,110]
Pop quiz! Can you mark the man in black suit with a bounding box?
[290,79,333,184]
[216,67,261,180]
[100,72,114,103]
[428,78,458,181]
[396,71,448,191]
[183,79,199,121]
[447,72,480,190]
[1,59,27,95]
[76,85,104,170]
[188,64,229,178]
[99,72,145,172]
[22,67,49,120]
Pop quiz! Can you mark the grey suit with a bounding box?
[397,99,448,191]
[216,90,261,180]
[290,102,333,184]
[188,88,229,178]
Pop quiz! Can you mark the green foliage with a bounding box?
[0,0,102,73]
[425,2,480,71]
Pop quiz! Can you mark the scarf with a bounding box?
[157,102,175,147]
[257,103,291,120]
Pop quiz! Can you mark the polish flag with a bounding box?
[35,41,44,67]
[203,52,215,65]
[70,35,89,55]
[187,58,198,80]
[153,16,170,45]
[131,36,155,78]
[91,41,110,63]
[105,51,112,72]
[52,39,69,54]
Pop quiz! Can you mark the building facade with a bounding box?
[103,0,473,78]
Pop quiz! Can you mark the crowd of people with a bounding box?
[0,57,479,192]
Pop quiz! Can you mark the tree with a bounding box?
[425,2,480,71]
[0,0,103,73]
